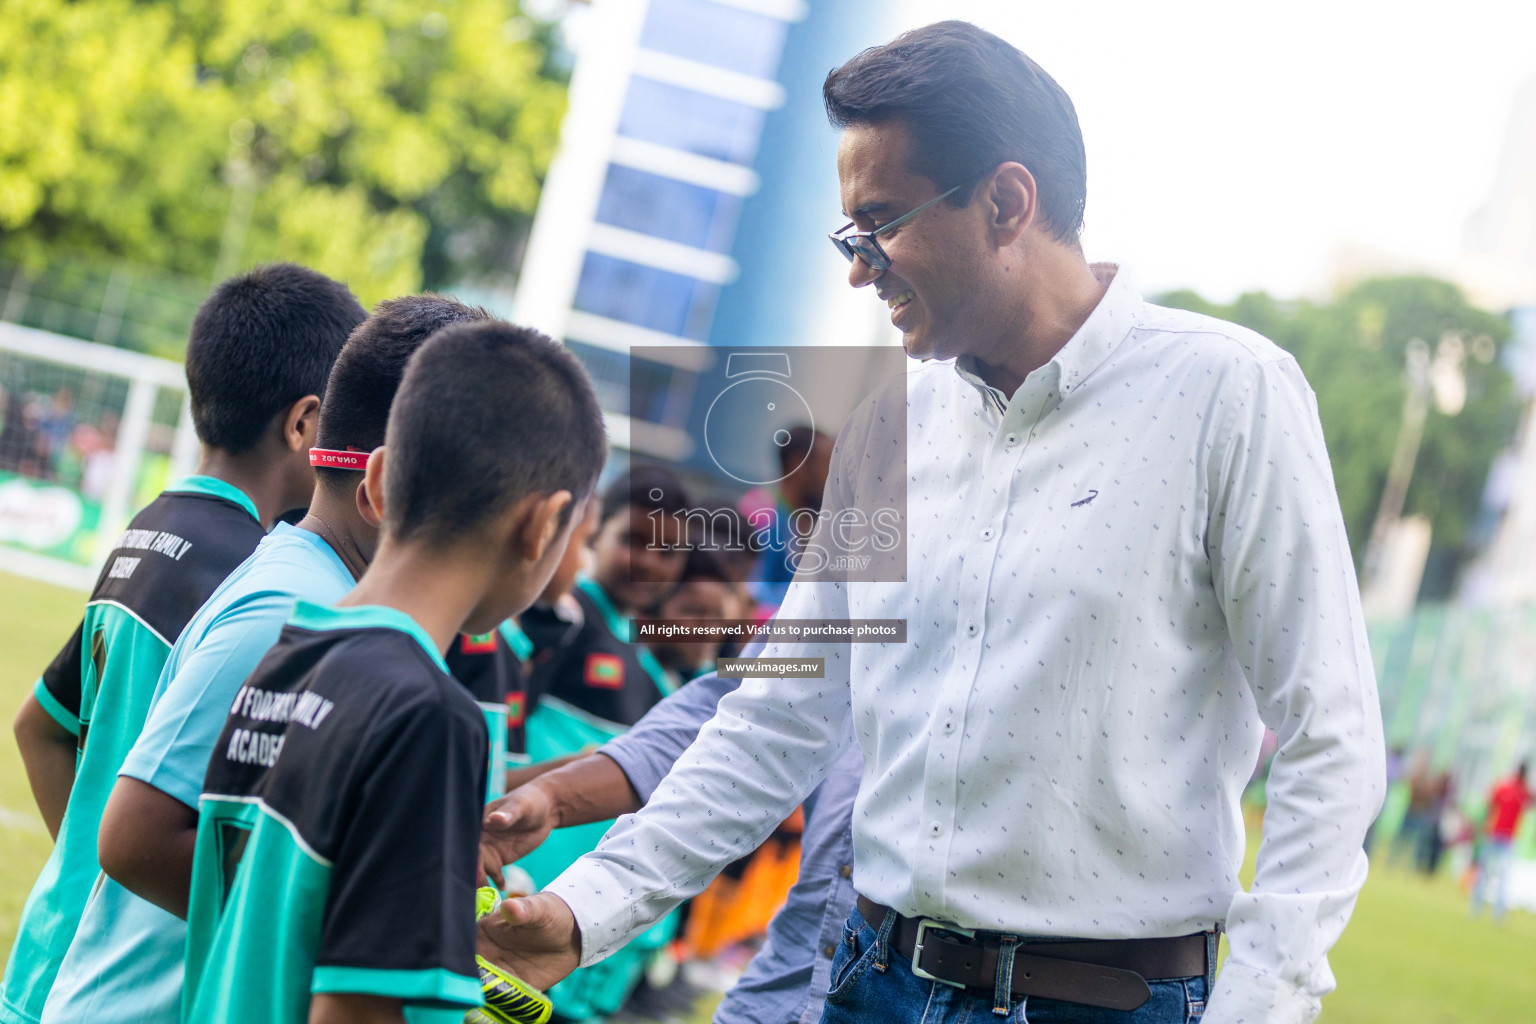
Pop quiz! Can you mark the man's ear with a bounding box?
[282,395,322,453]
[986,162,1036,247]
[360,446,387,524]
[517,490,574,563]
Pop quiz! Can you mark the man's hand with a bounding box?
[480,785,557,887]
[476,892,581,993]
[479,753,641,888]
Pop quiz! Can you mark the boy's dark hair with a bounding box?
[599,464,692,527]
[185,263,366,454]
[385,322,606,543]
[676,546,732,587]
[823,20,1087,244]
[777,425,825,473]
[314,295,491,493]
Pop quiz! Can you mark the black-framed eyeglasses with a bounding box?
[828,185,962,272]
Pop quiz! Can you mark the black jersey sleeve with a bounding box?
[312,691,489,1007]
[35,619,85,734]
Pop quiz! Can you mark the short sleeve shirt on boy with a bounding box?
[41,523,355,1024]
[525,577,674,748]
[182,602,488,1024]
[1,476,263,1024]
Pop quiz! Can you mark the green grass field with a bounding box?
[0,569,1532,1022]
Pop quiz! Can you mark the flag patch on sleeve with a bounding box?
[584,653,624,689]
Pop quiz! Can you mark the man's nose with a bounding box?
[848,254,882,289]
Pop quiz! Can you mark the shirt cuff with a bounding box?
[543,860,638,969]
[1202,961,1322,1024]
[597,738,666,804]
[32,677,80,735]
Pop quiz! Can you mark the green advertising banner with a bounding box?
[0,470,103,566]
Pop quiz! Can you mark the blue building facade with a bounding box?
[514,0,888,486]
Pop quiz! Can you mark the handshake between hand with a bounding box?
[476,891,582,994]
[475,783,579,994]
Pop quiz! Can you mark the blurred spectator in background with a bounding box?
[0,385,29,471]
[37,387,75,468]
[17,395,51,478]
[645,548,740,687]
[79,413,118,501]
[1426,770,1457,875]
[1470,761,1531,920]
[1391,753,1442,873]
[739,425,833,610]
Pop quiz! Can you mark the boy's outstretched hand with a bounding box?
[476,893,582,993]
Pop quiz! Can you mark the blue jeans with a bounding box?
[1471,838,1515,920]
[819,909,1210,1024]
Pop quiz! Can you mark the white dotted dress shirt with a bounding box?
[547,265,1386,1024]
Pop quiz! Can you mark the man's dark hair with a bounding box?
[823,20,1087,243]
[314,295,491,493]
[599,463,692,526]
[185,263,366,454]
[384,322,606,543]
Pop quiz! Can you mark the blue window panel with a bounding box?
[563,340,630,416]
[565,341,686,427]
[572,252,720,341]
[640,0,789,81]
[595,164,744,253]
[617,78,765,166]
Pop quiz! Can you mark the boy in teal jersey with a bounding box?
[5,264,365,1024]
[40,296,491,1024]
[182,320,606,1024]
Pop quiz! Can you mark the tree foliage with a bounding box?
[1157,277,1521,565]
[0,0,567,303]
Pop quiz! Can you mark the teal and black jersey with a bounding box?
[183,602,488,1024]
[1,476,262,1024]
[525,578,675,747]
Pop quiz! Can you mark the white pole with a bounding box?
[97,376,157,561]
[170,393,199,480]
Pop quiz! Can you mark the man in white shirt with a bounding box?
[481,20,1385,1024]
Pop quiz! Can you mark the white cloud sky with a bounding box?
[894,0,1536,302]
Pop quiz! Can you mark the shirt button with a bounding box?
[981,528,995,541]
[1004,432,1020,447]
[839,864,853,879]
[825,944,837,959]
[930,822,943,836]
[965,622,978,637]
[943,720,955,734]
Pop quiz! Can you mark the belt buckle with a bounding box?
[910,918,975,988]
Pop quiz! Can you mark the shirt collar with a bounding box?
[286,599,449,673]
[163,474,261,523]
[954,262,1140,405]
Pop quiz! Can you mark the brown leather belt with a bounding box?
[855,895,1209,1012]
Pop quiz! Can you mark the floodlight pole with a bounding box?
[1361,337,1432,593]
